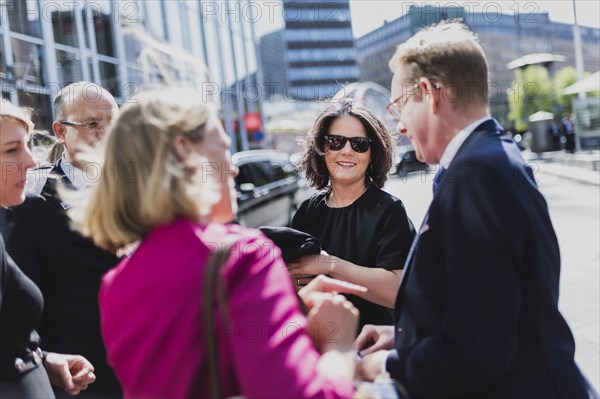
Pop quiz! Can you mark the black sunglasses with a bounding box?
[323,135,373,153]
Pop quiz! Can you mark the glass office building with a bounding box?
[1,0,262,151]
[259,0,359,100]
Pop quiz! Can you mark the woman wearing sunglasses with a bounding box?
[290,100,416,330]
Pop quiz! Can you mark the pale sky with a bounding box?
[350,0,600,38]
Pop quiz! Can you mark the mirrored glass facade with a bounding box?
[277,0,359,100]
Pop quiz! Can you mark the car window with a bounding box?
[274,160,299,183]
[236,161,270,187]
[235,156,299,188]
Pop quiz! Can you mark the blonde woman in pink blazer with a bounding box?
[74,87,363,399]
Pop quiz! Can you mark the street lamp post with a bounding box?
[572,0,586,101]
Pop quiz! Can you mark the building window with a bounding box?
[90,2,116,57]
[144,1,166,41]
[18,90,52,131]
[52,6,79,48]
[124,34,143,63]
[56,50,83,86]
[285,28,353,42]
[0,34,6,79]
[127,66,144,85]
[287,47,356,62]
[164,1,184,49]
[6,0,42,38]
[99,61,118,96]
[10,38,45,85]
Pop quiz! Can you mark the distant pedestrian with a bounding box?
[562,115,576,153]
[550,120,561,150]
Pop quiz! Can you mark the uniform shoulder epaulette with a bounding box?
[26,163,60,196]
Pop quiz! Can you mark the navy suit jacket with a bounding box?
[5,162,122,397]
[387,120,595,398]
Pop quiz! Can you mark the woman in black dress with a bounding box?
[0,100,96,397]
[290,100,416,329]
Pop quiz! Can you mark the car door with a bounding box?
[235,157,299,227]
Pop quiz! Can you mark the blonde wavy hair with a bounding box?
[1,98,34,133]
[74,87,220,252]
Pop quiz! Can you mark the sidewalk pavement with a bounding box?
[524,150,600,186]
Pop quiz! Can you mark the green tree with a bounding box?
[507,66,553,131]
[554,67,579,116]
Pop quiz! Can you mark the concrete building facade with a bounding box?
[356,5,600,124]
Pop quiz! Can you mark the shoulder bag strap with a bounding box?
[203,236,237,399]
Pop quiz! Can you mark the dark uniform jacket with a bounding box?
[6,162,122,397]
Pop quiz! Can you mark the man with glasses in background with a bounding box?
[354,22,596,398]
[6,82,122,398]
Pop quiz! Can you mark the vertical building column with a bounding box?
[40,0,59,109]
[1,1,17,104]
[84,0,100,84]
[246,0,266,131]
[211,6,238,153]
[111,0,129,100]
[226,0,249,151]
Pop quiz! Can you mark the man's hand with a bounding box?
[354,324,394,356]
[44,352,96,395]
[356,350,389,382]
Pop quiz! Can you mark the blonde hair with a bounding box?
[389,21,489,109]
[76,87,220,252]
[0,98,34,133]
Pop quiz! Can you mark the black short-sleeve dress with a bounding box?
[0,234,55,397]
[291,185,415,328]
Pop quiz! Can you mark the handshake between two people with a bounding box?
[296,275,395,383]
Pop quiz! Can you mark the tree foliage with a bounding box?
[507,66,553,131]
[554,67,579,116]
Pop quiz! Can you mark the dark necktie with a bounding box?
[432,166,446,196]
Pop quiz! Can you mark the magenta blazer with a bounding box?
[99,218,353,399]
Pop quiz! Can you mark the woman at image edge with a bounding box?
[290,100,416,329]
[75,88,362,398]
[0,100,96,397]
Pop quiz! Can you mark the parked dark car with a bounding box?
[395,144,429,177]
[232,150,301,228]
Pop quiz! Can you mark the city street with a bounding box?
[385,168,600,391]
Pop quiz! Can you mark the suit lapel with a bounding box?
[41,163,76,210]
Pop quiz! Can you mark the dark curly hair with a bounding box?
[299,100,394,190]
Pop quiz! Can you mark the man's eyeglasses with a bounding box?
[59,120,107,131]
[386,83,419,121]
[386,82,441,121]
[323,135,373,153]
